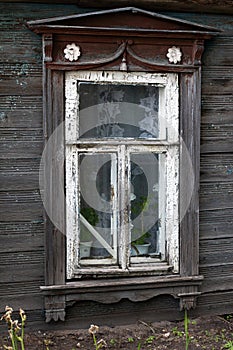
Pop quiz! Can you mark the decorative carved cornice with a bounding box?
[45,39,205,70]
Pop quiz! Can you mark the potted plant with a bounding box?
[131,232,151,256]
[131,195,151,256]
[79,206,99,258]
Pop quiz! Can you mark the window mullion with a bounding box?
[110,153,118,261]
[158,153,166,261]
[118,145,130,270]
[66,146,79,278]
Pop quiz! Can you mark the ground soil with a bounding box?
[1,315,233,349]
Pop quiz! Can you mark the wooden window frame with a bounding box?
[27,7,219,322]
[65,70,180,278]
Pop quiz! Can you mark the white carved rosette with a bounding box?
[64,43,81,62]
[166,46,182,64]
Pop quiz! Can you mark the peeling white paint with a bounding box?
[65,71,179,278]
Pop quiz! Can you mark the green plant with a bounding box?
[131,195,148,238]
[81,207,99,226]
[109,338,117,346]
[184,309,191,350]
[127,337,134,343]
[80,206,99,242]
[131,196,153,250]
[145,335,156,344]
[132,232,150,246]
[223,340,233,349]
[1,306,26,350]
[172,326,183,337]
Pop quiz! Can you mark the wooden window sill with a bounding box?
[40,274,203,322]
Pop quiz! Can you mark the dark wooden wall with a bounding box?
[0,2,233,330]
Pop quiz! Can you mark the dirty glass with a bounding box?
[130,153,160,257]
[78,82,159,139]
[78,153,117,262]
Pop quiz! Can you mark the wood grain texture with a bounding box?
[179,70,200,277]
[200,154,233,183]
[200,207,233,239]
[0,0,233,15]
[0,2,233,326]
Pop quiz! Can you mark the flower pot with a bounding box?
[131,243,151,256]
[80,241,93,258]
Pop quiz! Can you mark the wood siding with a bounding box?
[0,2,233,329]
[0,0,233,15]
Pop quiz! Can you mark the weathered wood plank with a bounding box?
[0,158,40,173]
[0,190,43,221]
[0,260,44,283]
[0,31,42,64]
[200,222,233,240]
[200,182,233,210]
[0,2,83,20]
[0,190,42,202]
[0,65,42,96]
[1,0,232,16]
[200,238,233,265]
[1,129,42,142]
[201,114,233,149]
[179,70,200,277]
[202,66,233,95]
[0,141,43,159]
[66,295,180,325]
[200,207,233,220]
[0,173,39,190]
[201,140,233,154]
[0,281,44,297]
[194,291,233,316]
[201,110,233,124]
[0,296,44,318]
[200,263,233,278]
[0,296,43,314]
[200,264,233,293]
[201,123,233,140]
[200,154,233,183]
[200,207,233,240]
[0,233,43,252]
[0,221,44,235]
[0,96,42,128]
[201,122,233,153]
[202,94,233,111]
[0,61,42,101]
[0,158,41,189]
[203,36,233,66]
[0,204,43,221]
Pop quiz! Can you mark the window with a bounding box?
[66,71,179,279]
[27,6,218,321]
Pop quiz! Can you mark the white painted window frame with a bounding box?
[65,71,179,279]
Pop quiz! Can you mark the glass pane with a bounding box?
[78,82,159,139]
[78,153,117,263]
[130,153,160,257]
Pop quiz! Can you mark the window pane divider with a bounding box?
[80,214,116,258]
[66,140,180,147]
